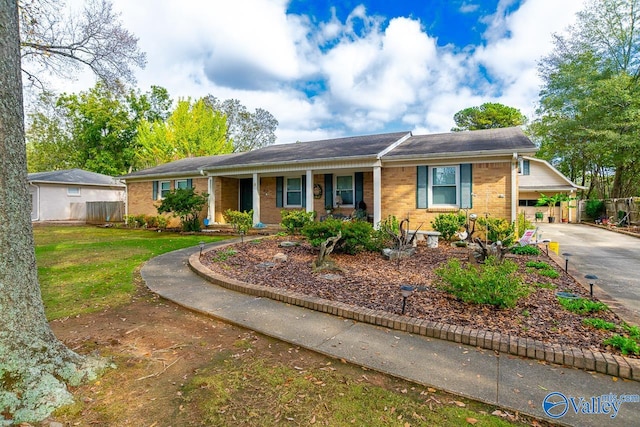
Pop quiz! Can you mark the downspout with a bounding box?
[511,153,518,223]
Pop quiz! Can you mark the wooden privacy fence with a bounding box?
[86,201,124,224]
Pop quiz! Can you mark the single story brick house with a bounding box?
[120,127,583,229]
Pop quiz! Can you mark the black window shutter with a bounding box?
[276,177,283,207]
[324,174,333,208]
[354,172,364,204]
[301,175,307,208]
[460,163,473,209]
[523,160,530,176]
[186,178,193,188]
[416,166,428,208]
[152,181,158,200]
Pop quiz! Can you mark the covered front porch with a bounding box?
[203,162,384,227]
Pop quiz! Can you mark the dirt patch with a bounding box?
[45,270,545,426]
[201,236,631,357]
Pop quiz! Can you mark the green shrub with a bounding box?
[511,245,541,256]
[622,323,640,339]
[476,217,515,246]
[341,220,378,254]
[431,213,466,241]
[280,209,315,234]
[538,268,560,279]
[223,209,253,234]
[557,297,608,314]
[585,199,605,220]
[434,256,530,308]
[145,215,168,229]
[604,335,640,355]
[212,248,237,262]
[124,214,147,228]
[301,218,378,254]
[582,318,616,331]
[516,212,534,241]
[301,218,343,247]
[157,188,209,232]
[526,261,551,269]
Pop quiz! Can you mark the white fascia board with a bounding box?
[523,156,588,190]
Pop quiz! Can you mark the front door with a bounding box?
[239,178,253,213]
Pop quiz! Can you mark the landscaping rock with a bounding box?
[279,241,299,247]
[273,253,288,263]
[382,247,416,260]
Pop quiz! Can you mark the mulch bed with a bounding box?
[201,236,633,357]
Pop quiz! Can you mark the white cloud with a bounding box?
[45,0,587,143]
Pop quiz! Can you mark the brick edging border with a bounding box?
[187,243,640,382]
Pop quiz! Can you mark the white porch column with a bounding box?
[207,176,215,223]
[306,169,314,214]
[373,165,382,228]
[252,173,261,225]
[511,154,518,223]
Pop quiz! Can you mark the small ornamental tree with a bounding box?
[156,188,208,231]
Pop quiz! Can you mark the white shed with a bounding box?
[28,169,126,223]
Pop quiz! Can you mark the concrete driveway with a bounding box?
[535,223,640,325]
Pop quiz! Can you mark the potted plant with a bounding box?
[534,210,544,222]
[536,193,568,223]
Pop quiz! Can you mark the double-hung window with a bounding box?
[430,166,458,206]
[335,175,354,206]
[159,181,171,199]
[285,177,302,207]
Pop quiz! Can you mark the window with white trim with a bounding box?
[430,166,458,206]
[335,175,354,206]
[159,181,171,199]
[285,177,302,207]
[175,179,189,189]
[67,187,81,196]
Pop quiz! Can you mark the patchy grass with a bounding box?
[34,225,228,320]
[182,345,526,427]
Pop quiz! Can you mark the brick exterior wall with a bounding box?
[381,162,513,229]
[215,177,239,223]
[127,165,514,228]
[126,177,209,228]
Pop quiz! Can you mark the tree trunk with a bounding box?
[0,1,105,422]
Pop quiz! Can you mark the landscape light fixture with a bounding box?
[199,241,205,257]
[542,239,551,255]
[400,285,415,315]
[562,252,572,273]
[585,274,598,297]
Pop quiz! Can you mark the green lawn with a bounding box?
[34,226,228,320]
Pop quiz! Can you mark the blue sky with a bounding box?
[57,0,585,143]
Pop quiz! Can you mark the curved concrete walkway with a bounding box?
[536,223,640,326]
[141,239,640,426]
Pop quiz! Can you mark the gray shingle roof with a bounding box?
[208,131,411,168]
[28,169,124,187]
[120,153,243,179]
[384,127,536,159]
[120,128,536,180]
